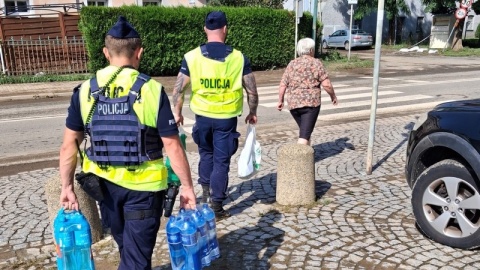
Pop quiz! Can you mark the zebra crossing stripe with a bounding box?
[260,90,402,103]
[319,100,453,121]
[256,83,351,92]
[260,91,406,109]
[272,94,432,112]
[320,94,432,111]
[256,86,371,96]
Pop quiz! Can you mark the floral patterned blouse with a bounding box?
[280,55,329,110]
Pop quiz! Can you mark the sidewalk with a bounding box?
[2,114,480,269]
[3,51,480,102]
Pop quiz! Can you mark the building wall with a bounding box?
[0,0,206,16]
[282,0,480,45]
[285,0,480,44]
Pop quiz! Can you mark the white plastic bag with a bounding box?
[238,124,261,178]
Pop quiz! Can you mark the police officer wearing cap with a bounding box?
[59,16,196,269]
[172,11,259,218]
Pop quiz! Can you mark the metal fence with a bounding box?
[0,36,88,76]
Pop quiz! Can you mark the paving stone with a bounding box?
[3,114,480,269]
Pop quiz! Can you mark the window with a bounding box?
[331,30,341,36]
[143,0,161,6]
[87,0,106,6]
[4,0,28,14]
[466,15,475,31]
[416,16,424,33]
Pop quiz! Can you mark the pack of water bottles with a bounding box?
[166,204,220,270]
[53,208,95,270]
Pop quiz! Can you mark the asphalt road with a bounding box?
[1,50,479,177]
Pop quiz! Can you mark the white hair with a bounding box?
[297,38,315,56]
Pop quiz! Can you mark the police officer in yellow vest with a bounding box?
[172,11,259,218]
[59,16,196,269]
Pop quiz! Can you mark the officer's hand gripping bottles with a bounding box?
[53,208,95,270]
[164,127,187,217]
[166,204,220,270]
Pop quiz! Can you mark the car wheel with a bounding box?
[322,40,328,49]
[344,41,350,50]
[411,159,480,249]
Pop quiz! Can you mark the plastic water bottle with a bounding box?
[180,216,202,270]
[72,211,95,270]
[198,204,220,261]
[189,209,211,267]
[166,215,186,270]
[53,208,95,270]
[53,209,75,270]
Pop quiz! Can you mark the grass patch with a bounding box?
[440,47,480,57]
[0,73,92,85]
[381,44,429,50]
[320,50,374,71]
[381,39,480,57]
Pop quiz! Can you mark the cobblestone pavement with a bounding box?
[2,114,480,270]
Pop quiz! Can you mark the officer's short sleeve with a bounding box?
[65,87,84,132]
[243,54,252,76]
[157,86,179,137]
[179,58,190,77]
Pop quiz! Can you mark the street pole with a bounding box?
[0,45,5,74]
[348,4,353,60]
[312,0,318,56]
[366,0,385,175]
[295,0,299,58]
[319,0,323,55]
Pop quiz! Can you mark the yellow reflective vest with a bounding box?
[78,66,167,192]
[184,46,244,119]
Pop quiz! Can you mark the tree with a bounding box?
[355,0,410,45]
[422,0,456,14]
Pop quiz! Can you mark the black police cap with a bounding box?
[205,11,227,30]
[107,16,140,39]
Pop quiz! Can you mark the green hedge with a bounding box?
[79,6,319,76]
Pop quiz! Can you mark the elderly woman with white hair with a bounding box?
[277,37,338,145]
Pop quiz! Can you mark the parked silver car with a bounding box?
[322,29,373,50]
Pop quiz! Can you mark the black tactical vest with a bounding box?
[85,73,163,169]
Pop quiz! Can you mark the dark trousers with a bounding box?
[192,115,240,203]
[290,106,321,140]
[99,179,164,270]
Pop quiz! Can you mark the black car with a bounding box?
[405,99,480,249]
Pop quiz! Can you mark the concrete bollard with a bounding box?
[45,175,103,243]
[276,144,316,206]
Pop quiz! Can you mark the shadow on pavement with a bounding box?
[315,180,332,200]
[312,137,355,163]
[153,210,285,270]
[227,172,277,216]
[372,121,414,172]
[208,209,285,269]
[227,138,350,216]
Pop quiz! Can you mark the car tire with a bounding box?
[411,159,480,250]
[322,40,328,49]
[344,41,350,50]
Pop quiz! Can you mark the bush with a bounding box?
[79,6,319,75]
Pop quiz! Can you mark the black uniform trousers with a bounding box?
[99,178,165,270]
